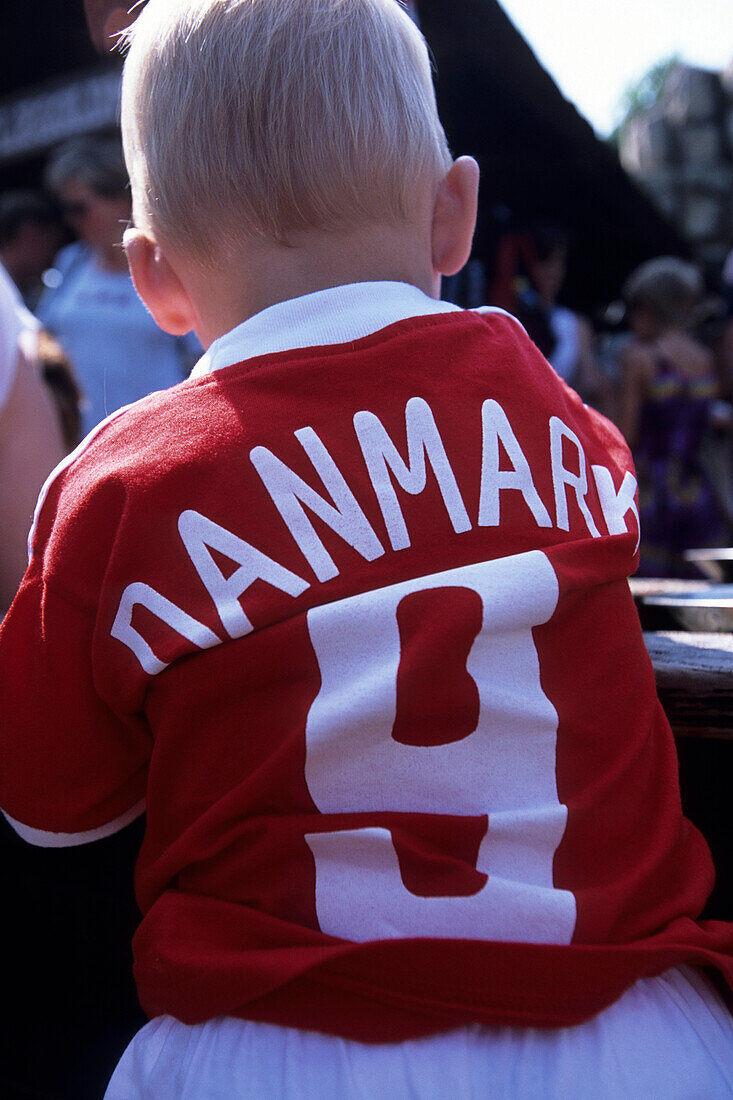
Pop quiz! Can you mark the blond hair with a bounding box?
[120,0,453,261]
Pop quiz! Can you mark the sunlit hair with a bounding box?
[623,256,703,328]
[120,0,453,262]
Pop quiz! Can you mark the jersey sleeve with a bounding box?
[0,457,150,847]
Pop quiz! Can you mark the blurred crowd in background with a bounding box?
[0,134,202,613]
[1,131,733,617]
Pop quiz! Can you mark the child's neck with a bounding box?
[185,220,439,348]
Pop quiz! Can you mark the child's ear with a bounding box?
[123,228,198,335]
[430,156,480,278]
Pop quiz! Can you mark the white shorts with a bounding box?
[104,966,733,1099]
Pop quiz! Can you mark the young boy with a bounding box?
[1,1,732,1095]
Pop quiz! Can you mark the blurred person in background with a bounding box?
[0,193,82,449]
[619,257,726,577]
[37,134,201,436]
[709,247,733,537]
[514,223,610,415]
[0,262,65,614]
[0,188,65,310]
[37,327,83,452]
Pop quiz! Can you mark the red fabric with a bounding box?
[1,306,731,1038]
[136,895,733,1037]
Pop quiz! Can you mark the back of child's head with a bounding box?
[120,0,453,264]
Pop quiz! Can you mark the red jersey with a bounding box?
[1,282,731,1040]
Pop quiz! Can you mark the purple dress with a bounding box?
[634,356,723,577]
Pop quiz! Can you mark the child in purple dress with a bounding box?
[619,257,724,576]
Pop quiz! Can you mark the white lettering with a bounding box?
[592,466,640,552]
[354,396,471,551]
[178,510,309,638]
[111,582,220,675]
[251,430,384,582]
[478,399,552,528]
[549,417,600,537]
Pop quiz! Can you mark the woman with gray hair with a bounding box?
[37,134,200,435]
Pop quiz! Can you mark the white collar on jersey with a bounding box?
[190,281,466,378]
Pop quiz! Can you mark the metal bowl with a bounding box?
[642,585,733,633]
[683,548,733,583]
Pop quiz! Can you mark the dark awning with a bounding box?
[0,0,685,311]
[419,0,686,310]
